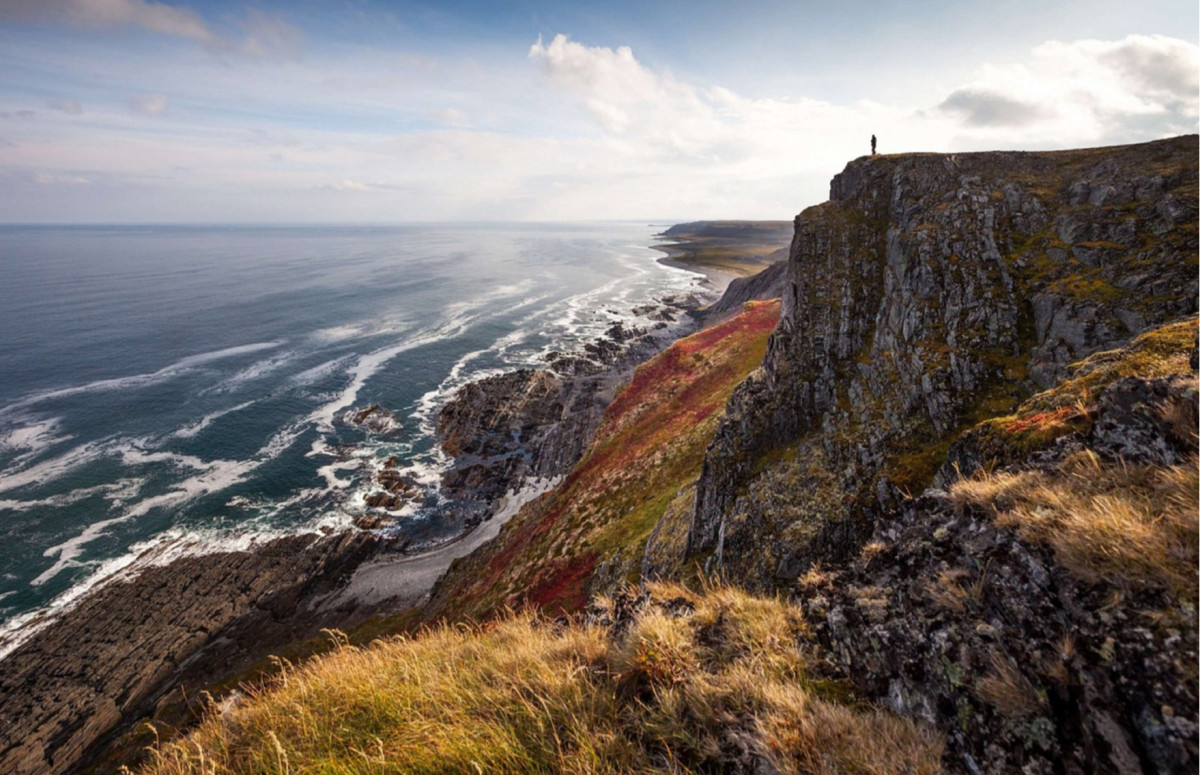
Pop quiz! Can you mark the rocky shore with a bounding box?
[0,531,383,775]
[0,257,731,775]
[437,311,697,518]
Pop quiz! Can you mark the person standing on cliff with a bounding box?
[871,134,877,155]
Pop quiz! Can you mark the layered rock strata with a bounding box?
[0,531,382,775]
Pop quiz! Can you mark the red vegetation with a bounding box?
[602,299,780,438]
[1002,406,1076,434]
[524,555,598,615]
[430,299,781,621]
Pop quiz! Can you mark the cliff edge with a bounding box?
[688,135,1198,587]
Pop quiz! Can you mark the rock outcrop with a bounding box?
[437,316,694,517]
[798,324,1198,774]
[687,135,1199,590]
[0,531,383,775]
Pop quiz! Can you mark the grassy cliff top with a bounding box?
[136,583,942,775]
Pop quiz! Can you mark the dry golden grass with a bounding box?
[950,451,1199,596]
[134,584,943,775]
[973,650,1045,718]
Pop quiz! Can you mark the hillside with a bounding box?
[423,299,782,620]
[131,136,1198,774]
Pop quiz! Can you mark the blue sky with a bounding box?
[0,0,1196,222]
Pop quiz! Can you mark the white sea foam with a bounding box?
[173,401,258,439]
[0,478,143,513]
[289,356,352,387]
[0,416,76,474]
[30,426,304,588]
[0,440,109,495]
[0,416,70,454]
[306,314,480,434]
[0,341,285,418]
[310,324,365,342]
[199,351,297,395]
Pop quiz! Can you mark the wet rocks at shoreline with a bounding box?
[0,531,385,775]
[435,295,705,518]
[340,403,402,436]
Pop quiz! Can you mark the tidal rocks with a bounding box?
[341,403,401,435]
[358,457,420,516]
[437,308,695,513]
[0,531,382,775]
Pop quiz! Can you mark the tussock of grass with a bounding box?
[136,584,942,775]
[950,451,1199,595]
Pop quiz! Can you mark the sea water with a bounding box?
[0,223,704,645]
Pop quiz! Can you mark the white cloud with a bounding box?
[938,34,1199,140]
[32,172,91,185]
[0,0,301,57]
[224,8,302,59]
[130,93,168,116]
[323,179,369,192]
[528,34,727,157]
[433,108,471,128]
[1,31,1194,223]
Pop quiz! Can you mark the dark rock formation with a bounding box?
[0,531,383,775]
[687,135,1199,590]
[437,314,695,513]
[798,371,1198,774]
[340,403,401,435]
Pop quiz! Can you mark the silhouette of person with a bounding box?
[871,134,877,156]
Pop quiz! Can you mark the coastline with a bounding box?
[648,220,792,296]
[0,226,739,775]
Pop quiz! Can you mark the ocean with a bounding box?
[0,223,705,645]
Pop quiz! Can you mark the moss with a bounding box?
[1024,316,1197,415]
[955,317,1197,466]
[1045,272,1125,303]
[888,437,955,495]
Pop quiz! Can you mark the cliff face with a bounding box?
[688,136,1198,589]
[699,250,788,323]
[801,318,1197,775]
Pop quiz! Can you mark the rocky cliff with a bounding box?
[688,135,1198,590]
[798,317,1198,774]
[435,295,706,523]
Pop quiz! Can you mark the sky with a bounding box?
[0,0,1195,223]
